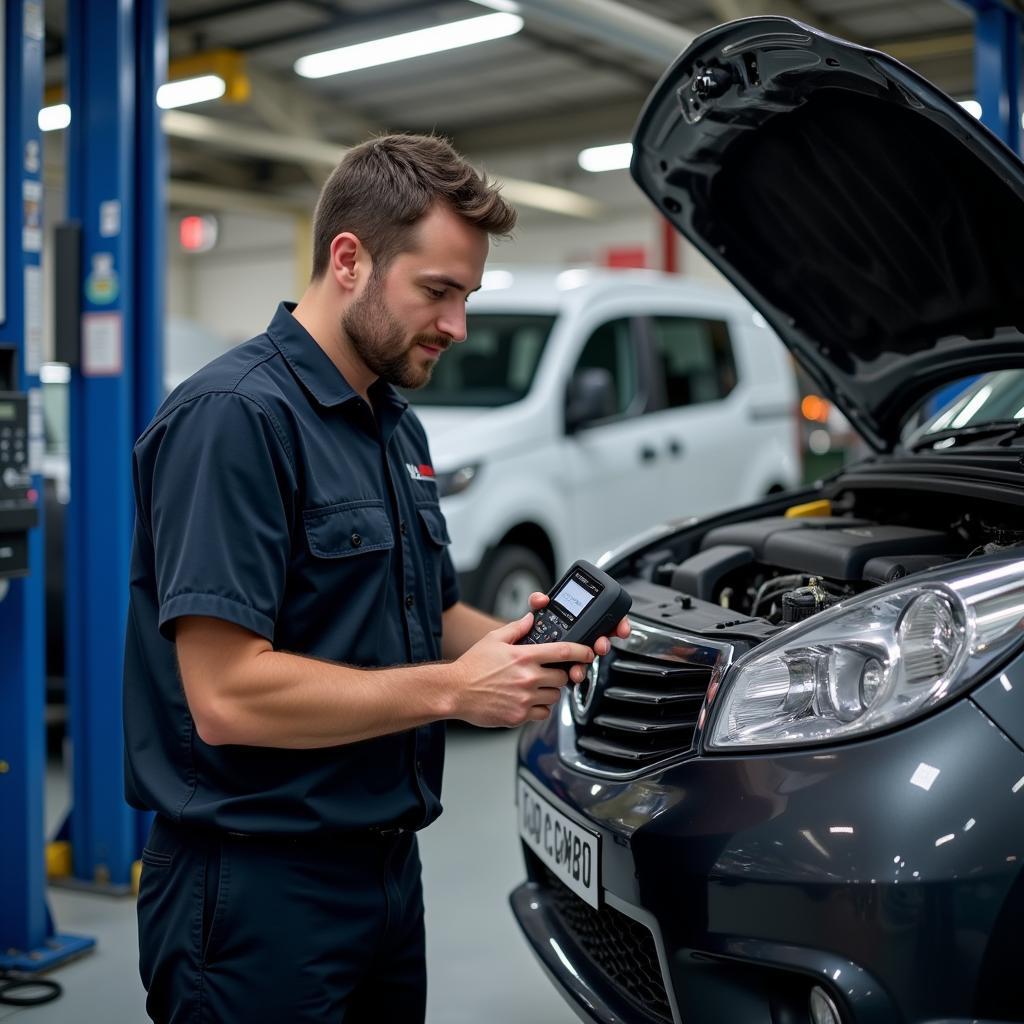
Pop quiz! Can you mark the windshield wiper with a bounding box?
[907,419,1024,452]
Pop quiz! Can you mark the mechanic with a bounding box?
[123,133,630,1024]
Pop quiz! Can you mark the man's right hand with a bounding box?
[448,612,595,728]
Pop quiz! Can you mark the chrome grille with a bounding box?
[560,619,732,777]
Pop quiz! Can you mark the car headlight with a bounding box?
[707,557,1024,750]
[434,463,480,498]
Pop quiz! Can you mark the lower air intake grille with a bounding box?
[536,859,673,1024]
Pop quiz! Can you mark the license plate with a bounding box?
[518,774,601,909]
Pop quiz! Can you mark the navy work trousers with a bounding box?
[137,815,426,1023]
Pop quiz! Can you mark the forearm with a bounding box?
[441,600,502,660]
[194,649,457,749]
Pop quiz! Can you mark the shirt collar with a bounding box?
[267,301,408,413]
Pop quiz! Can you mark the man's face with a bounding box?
[342,203,488,390]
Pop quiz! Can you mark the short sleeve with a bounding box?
[440,547,460,611]
[133,392,296,642]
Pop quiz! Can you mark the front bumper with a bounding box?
[512,684,1024,1024]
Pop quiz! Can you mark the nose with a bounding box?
[436,302,467,344]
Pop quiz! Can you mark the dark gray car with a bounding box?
[511,17,1024,1024]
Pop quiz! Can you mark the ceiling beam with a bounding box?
[879,31,974,63]
[162,110,606,219]
[703,0,852,42]
[520,26,660,90]
[244,66,371,184]
[168,179,310,216]
[234,1,444,54]
[453,97,647,153]
[510,0,694,67]
[170,0,361,32]
[163,109,347,164]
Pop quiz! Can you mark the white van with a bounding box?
[406,267,800,617]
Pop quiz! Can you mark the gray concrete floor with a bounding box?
[5,727,576,1023]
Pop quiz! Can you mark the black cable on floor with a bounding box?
[0,969,63,1007]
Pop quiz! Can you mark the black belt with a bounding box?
[225,825,408,845]
[155,815,410,849]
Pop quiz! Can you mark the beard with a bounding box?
[341,274,450,390]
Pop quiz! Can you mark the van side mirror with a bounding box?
[566,368,616,433]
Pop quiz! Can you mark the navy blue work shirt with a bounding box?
[123,302,458,835]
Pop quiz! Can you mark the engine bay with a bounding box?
[618,478,1024,647]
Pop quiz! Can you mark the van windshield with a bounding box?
[403,313,555,407]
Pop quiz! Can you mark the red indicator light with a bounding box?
[179,214,218,252]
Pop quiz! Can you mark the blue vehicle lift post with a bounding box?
[960,0,1024,155]
[0,0,93,971]
[61,0,165,892]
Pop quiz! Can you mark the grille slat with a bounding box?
[611,658,708,681]
[535,859,673,1024]
[592,713,695,734]
[602,686,704,706]
[576,734,689,762]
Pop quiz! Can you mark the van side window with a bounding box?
[574,319,638,416]
[650,317,736,407]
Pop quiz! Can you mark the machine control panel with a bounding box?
[0,394,30,494]
[0,346,39,578]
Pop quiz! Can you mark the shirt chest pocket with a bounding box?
[416,502,451,550]
[302,500,395,559]
[415,500,451,630]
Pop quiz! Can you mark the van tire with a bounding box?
[477,545,551,621]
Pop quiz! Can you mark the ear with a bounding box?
[328,232,369,293]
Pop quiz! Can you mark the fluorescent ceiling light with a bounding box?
[959,99,982,119]
[295,13,523,79]
[578,142,633,173]
[39,103,71,132]
[469,0,520,10]
[157,74,227,110]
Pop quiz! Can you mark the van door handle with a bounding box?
[640,445,658,463]
[667,439,684,457]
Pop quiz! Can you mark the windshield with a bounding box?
[403,313,554,408]
[910,371,1024,442]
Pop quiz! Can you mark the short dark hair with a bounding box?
[311,133,517,280]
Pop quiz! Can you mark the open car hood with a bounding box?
[631,17,1024,451]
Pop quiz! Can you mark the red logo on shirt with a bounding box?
[406,463,435,482]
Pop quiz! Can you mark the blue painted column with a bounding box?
[132,0,166,856]
[136,0,166,436]
[961,0,1024,155]
[0,0,49,957]
[0,0,93,968]
[64,0,162,889]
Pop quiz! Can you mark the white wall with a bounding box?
[172,211,300,344]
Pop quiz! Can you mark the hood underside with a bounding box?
[631,17,1024,451]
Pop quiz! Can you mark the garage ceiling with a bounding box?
[44,0,979,220]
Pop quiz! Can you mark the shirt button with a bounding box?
[405,594,414,609]
[350,533,362,548]
[400,521,408,535]
[416,760,424,774]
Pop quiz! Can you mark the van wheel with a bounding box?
[478,546,551,621]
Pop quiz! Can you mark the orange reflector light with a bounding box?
[801,394,830,422]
